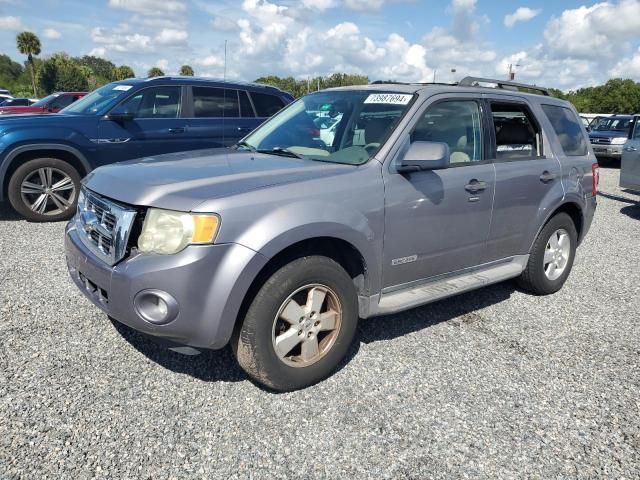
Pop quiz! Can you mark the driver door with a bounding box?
[382,96,495,289]
[96,85,189,166]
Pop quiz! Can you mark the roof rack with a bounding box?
[458,76,551,96]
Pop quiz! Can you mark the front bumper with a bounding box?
[65,222,266,349]
[591,144,623,159]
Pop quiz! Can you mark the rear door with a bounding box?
[96,85,189,165]
[621,116,640,192]
[182,87,262,148]
[484,96,563,261]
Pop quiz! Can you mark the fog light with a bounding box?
[134,290,179,325]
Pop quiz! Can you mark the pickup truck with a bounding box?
[65,78,598,391]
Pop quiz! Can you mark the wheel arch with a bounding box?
[1,144,91,201]
[532,201,585,250]
[229,236,369,344]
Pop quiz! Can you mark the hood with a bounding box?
[84,148,355,211]
[589,130,628,139]
[0,112,85,129]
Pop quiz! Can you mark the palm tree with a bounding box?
[112,65,135,81]
[147,67,165,77]
[16,31,41,97]
[179,65,194,76]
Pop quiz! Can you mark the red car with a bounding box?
[0,91,87,115]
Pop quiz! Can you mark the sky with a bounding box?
[1,0,640,91]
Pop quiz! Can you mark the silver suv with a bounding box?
[65,77,598,391]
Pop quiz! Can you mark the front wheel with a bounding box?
[517,212,577,295]
[232,256,358,391]
[8,157,81,222]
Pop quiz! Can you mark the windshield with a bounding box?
[592,117,632,132]
[239,90,415,165]
[62,83,134,115]
[32,94,59,108]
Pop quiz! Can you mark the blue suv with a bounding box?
[0,77,293,221]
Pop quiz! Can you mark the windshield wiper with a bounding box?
[234,141,256,152]
[256,147,303,159]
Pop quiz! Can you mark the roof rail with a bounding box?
[458,76,551,96]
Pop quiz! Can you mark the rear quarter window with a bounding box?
[250,92,285,117]
[541,104,588,156]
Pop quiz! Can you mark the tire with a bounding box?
[517,212,577,295]
[232,256,359,391]
[8,157,81,222]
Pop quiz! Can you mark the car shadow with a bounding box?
[621,203,640,220]
[598,191,638,204]
[112,281,516,390]
[0,203,21,221]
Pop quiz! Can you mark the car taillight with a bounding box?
[592,163,599,196]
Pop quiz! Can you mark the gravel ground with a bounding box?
[1,166,639,479]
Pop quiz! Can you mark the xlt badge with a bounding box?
[392,255,418,266]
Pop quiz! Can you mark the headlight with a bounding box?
[137,209,220,255]
[611,137,628,145]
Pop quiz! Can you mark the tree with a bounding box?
[112,65,135,81]
[147,67,165,77]
[179,65,194,76]
[16,31,41,97]
[75,55,116,81]
[39,53,88,94]
[255,73,370,98]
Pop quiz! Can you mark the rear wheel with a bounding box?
[232,256,358,391]
[8,157,80,222]
[517,212,577,295]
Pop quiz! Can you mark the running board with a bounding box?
[373,256,528,316]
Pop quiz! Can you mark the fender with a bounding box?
[0,142,92,201]
[527,196,586,253]
[214,195,383,298]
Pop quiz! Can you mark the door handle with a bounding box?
[539,171,557,183]
[237,127,252,133]
[168,127,185,134]
[465,180,487,193]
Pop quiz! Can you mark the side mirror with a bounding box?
[399,141,450,172]
[107,111,134,123]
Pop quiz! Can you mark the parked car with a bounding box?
[588,114,635,162]
[0,97,36,107]
[0,91,86,115]
[621,115,640,194]
[65,77,598,391]
[0,77,293,221]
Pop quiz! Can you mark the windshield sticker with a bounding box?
[364,93,412,105]
[113,85,133,91]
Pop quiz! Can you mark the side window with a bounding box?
[117,86,181,119]
[251,92,285,117]
[634,118,640,141]
[541,104,588,156]
[412,100,484,164]
[192,87,239,117]
[239,90,255,118]
[491,102,542,159]
[50,95,75,110]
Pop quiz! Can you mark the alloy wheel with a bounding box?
[20,167,76,216]
[543,228,571,281]
[271,284,342,368]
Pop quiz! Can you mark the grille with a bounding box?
[75,188,137,266]
[590,137,612,145]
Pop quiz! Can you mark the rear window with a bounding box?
[542,105,588,156]
[250,92,285,117]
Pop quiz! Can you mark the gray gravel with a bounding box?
[1,166,639,479]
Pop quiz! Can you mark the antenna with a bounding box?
[223,39,227,81]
